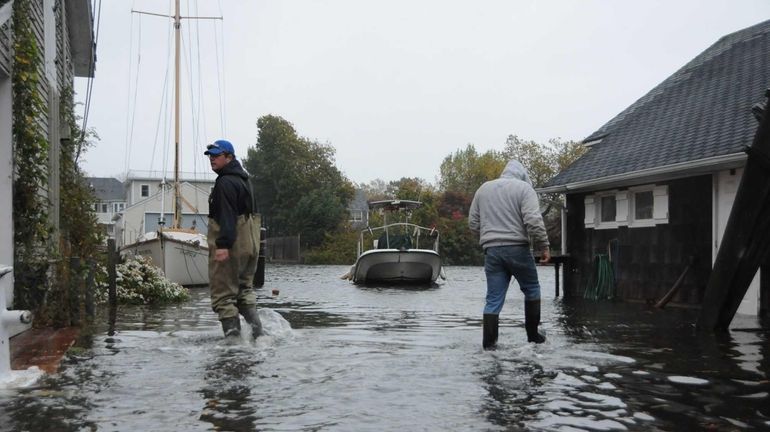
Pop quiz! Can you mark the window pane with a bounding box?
[600,196,616,222]
[635,191,654,220]
[141,185,149,197]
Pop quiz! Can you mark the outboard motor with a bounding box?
[0,266,33,378]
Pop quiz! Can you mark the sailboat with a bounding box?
[120,1,215,286]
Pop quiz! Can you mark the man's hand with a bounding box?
[214,248,230,262]
[539,249,551,263]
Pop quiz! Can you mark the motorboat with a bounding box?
[349,200,443,285]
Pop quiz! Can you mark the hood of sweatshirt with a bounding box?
[216,158,250,180]
[499,160,532,185]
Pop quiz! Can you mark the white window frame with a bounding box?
[349,209,364,223]
[584,184,669,229]
[629,186,655,227]
[595,190,620,230]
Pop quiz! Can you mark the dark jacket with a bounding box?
[209,158,254,249]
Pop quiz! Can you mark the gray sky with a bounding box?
[76,0,770,185]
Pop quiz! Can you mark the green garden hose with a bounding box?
[584,254,615,300]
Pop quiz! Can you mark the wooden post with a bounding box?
[69,257,81,326]
[698,90,770,331]
[554,262,560,297]
[655,256,695,309]
[85,259,95,319]
[107,239,117,334]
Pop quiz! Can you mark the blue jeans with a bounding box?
[484,245,541,314]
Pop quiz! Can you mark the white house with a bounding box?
[87,177,125,239]
[117,171,215,247]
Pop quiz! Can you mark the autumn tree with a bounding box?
[438,144,506,196]
[502,135,587,250]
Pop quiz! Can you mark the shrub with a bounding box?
[95,255,190,304]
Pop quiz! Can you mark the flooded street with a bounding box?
[1,265,768,431]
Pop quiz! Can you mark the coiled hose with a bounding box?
[584,253,615,300]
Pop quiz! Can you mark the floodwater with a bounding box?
[0,265,768,431]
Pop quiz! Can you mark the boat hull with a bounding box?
[121,235,209,286]
[352,249,441,285]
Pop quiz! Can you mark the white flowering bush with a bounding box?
[95,255,190,304]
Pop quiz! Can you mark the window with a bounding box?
[600,195,616,222]
[634,190,653,220]
[113,202,125,213]
[101,203,108,213]
[584,184,668,229]
[349,210,364,222]
[140,184,150,197]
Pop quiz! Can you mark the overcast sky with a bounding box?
[76,0,770,185]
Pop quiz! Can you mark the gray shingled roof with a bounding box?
[546,19,770,188]
[87,177,124,201]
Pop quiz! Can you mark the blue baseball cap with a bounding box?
[204,139,235,156]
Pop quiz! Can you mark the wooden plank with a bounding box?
[698,92,770,331]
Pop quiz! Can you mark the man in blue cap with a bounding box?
[205,139,263,340]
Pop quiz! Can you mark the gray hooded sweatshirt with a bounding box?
[468,160,549,251]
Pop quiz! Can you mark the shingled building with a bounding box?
[540,20,770,317]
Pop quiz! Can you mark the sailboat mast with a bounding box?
[133,3,222,231]
[172,0,182,229]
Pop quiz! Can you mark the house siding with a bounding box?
[0,14,10,76]
[564,175,713,305]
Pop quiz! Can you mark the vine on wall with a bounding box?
[52,85,103,327]
[11,0,52,312]
[11,0,104,326]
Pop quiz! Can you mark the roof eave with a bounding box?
[65,0,95,77]
[537,152,747,194]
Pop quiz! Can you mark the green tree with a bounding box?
[243,115,354,249]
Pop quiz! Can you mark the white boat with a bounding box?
[121,230,208,286]
[120,1,211,286]
[350,200,443,285]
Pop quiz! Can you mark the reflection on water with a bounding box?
[199,346,262,431]
[0,265,767,431]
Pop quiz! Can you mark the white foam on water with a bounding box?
[552,371,588,387]
[577,391,627,409]
[736,391,768,399]
[529,413,629,431]
[596,382,616,390]
[0,366,43,389]
[257,308,295,341]
[667,375,709,386]
[721,416,749,428]
[632,412,655,421]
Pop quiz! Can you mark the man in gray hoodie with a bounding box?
[469,160,550,349]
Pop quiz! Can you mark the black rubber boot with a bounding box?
[482,314,499,350]
[220,316,241,340]
[238,305,263,339]
[524,300,546,344]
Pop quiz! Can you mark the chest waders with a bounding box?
[208,214,262,339]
